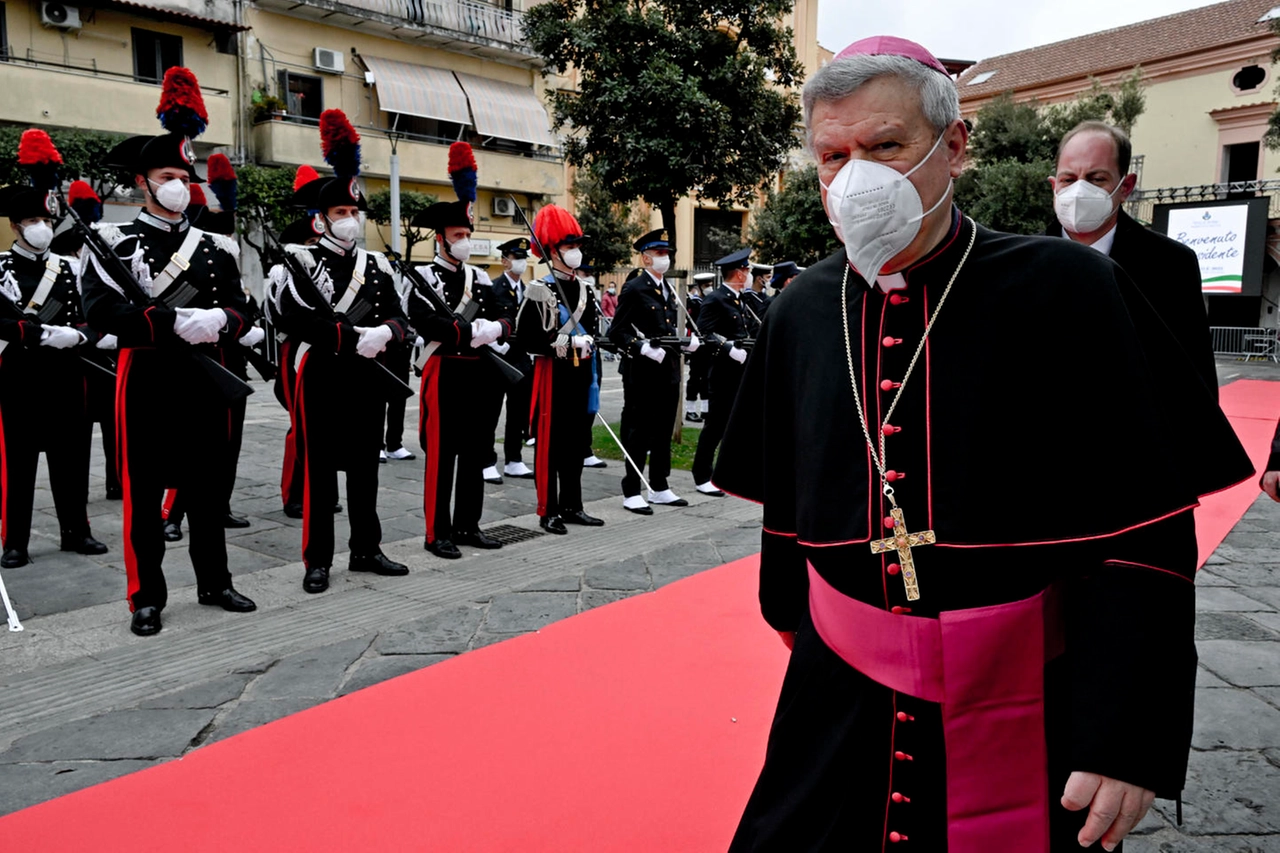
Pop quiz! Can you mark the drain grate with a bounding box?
[482,524,546,545]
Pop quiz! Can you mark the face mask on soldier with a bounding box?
[447,237,473,262]
[21,221,54,252]
[508,258,527,276]
[560,246,583,270]
[148,177,191,214]
[327,215,362,244]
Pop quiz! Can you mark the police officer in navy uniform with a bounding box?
[769,260,800,293]
[487,237,536,481]
[404,199,511,559]
[81,68,257,635]
[606,228,700,514]
[690,248,753,497]
[0,135,108,569]
[684,272,713,424]
[271,110,411,593]
[740,264,769,329]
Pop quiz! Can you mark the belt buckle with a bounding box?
[171,252,190,272]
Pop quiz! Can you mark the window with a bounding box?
[1222,141,1260,190]
[387,113,465,144]
[966,69,998,86]
[693,208,745,266]
[277,69,323,120]
[132,28,183,84]
[0,3,8,62]
[1232,64,1266,93]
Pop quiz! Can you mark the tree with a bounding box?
[523,0,804,242]
[570,169,645,273]
[0,127,128,196]
[747,164,842,265]
[235,163,298,254]
[956,68,1146,234]
[1262,20,1280,152]
[367,189,438,261]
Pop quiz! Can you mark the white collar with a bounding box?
[137,210,189,232]
[1087,223,1119,257]
[434,255,459,273]
[645,270,665,288]
[504,271,522,286]
[319,234,354,256]
[876,273,908,293]
[10,243,48,262]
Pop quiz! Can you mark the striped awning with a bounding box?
[453,72,555,147]
[361,55,471,125]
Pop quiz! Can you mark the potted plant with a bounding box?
[252,95,288,123]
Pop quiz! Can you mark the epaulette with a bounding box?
[524,280,556,304]
[94,222,127,249]
[372,252,394,276]
[208,232,240,259]
[284,243,317,271]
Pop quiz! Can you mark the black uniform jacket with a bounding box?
[1048,211,1217,400]
[514,273,599,359]
[403,258,512,359]
[0,247,88,352]
[714,210,1253,808]
[697,283,749,360]
[81,214,251,353]
[607,271,680,381]
[740,288,769,330]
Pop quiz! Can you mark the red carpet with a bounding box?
[1,381,1273,851]
[0,556,790,852]
[1194,379,1277,566]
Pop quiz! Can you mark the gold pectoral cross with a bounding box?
[870,505,935,601]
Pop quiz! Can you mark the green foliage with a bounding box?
[592,421,698,469]
[235,163,297,249]
[0,127,128,197]
[570,170,644,273]
[523,0,804,236]
[367,189,438,262]
[747,165,842,265]
[1265,20,1280,151]
[959,68,1145,234]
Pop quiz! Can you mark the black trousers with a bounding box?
[115,348,231,611]
[165,394,246,525]
[85,357,119,494]
[0,351,93,552]
[277,340,305,510]
[691,357,744,485]
[488,365,532,467]
[686,350,708,402]
[295,351,386,569]
[618,362,677,497]
[383,341,411,452]
[419,356,498,543]
[532,356,592,516]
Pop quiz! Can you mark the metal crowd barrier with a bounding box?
[1211,326,1279,362]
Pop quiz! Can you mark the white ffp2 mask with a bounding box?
[560,247,583,270]
[508,258,527,276]
[649,254,671,275]
[22,222,54,252]
[327,215,362,244]
[1054,180,1121,234]
[148,178,191,214]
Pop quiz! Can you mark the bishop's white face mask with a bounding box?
[447,237,473,262]
[148,178,191,215]
[508,258,527,276]
[560,247,583,270]
[327,215,362,244]
[821,130,951,284]
[649,253,671,275]
[1054,180,1121,234]
[21,221,54,252]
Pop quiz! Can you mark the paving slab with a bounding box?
[373,606,486,655]
[482,592,579,633]
[0,760,160,817]
[242,636,375,701]
[1192,687,1280,750]
[339,654,454,695]
[1198,640,1280,687]
[0,709,217,762]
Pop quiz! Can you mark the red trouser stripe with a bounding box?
[420,358,442,543]
[296,352,313,566]
[115,349,141,611]
[162,488,177,520]
[280,342,297,504]
[531,358,553,518]
[0,379,9,545]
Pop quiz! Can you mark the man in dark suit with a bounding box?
[1049,120,1217,399]
[487,237,535,481]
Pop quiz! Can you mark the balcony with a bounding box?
[254,0,537,64]
[1125,179,1280,223]
[252,116,563,196]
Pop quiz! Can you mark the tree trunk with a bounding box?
[659,200,678,249]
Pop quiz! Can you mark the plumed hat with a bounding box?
[531,204,586,259]
[0,129,65,221]
[105,67,208,183]
[67,180,102,224]
[291,110,365,212]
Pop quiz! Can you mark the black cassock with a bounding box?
[714,211,1253,852]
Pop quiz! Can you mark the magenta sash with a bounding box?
[807,564,1064,853]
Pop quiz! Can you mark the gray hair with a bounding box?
[803,55,960,151]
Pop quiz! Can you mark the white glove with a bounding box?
[682,334,701,354]
[238,326,266,348]
[40,325,84,349]
[640,341,666,364]
[173,307,228,345]
[728,343,748,364]
[414,335,425,348]
[553,333,571,359]
[487,340,511,356]
[571,334,593,358]
[354,324,394,359]
[469,318,504,348]
[96,333,118,350]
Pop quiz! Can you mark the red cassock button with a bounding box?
[894,751,913,761]
[887,563,901,576]
[891,606,913,615]
[896,711,915,722]
[882,336,904,348]
[882,424,901,436]
[885,470,904,482]
[889,831,908,842]
[889,294,910,305]
[880,379,901,392]
[891,792,911,803]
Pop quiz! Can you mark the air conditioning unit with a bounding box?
[40,1,81,30]
[492,197,517,217]
[313,48,345,75]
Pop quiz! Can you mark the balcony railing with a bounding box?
[1125,179,1280,222]
[262,0,531,56]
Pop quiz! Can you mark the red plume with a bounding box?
[532,204,584,259]
[156,67,209,138]
[447,142,477,175]
[319,110,361,178]
[206,153,236,182]
[293,164,321,192]
[189,184,208,206]
[68,180,99,205]
[17,129,63,166]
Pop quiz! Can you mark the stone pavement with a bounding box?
[0,359,1277,853]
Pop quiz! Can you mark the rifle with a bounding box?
[63,200,253,403]
[238,295,279,382]
[0,282,116,378]
[642,335,694,351]
[388,251,525,387]
[260,226,414,401]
